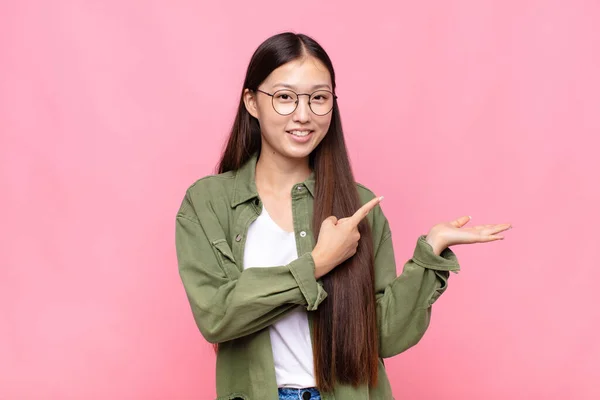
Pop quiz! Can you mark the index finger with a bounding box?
[349,196,383,226]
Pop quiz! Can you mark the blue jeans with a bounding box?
[278,387,321,400]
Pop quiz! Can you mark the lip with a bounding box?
[287,130,314,143]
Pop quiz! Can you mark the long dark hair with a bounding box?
[217,32,378,392]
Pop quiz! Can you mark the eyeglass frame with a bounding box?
[253,88,338,116]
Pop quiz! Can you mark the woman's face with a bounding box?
[244,56,334,162]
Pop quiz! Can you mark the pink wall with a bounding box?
[2,1,599,398]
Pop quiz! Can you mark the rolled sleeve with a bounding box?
[288,252,328,311]
[412,235,460,273]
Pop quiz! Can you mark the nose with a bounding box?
[292,94,311,123]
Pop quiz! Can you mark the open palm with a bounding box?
[428,216,512,251]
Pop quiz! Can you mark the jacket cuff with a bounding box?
[288,252,328,311]
[412,235,461,274]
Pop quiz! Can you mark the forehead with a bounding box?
[263,56,332,91]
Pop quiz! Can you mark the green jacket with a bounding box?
[175,154,460,400]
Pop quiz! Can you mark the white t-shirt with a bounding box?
[243,206,316,389]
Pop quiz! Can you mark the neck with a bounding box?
[255,150,311,196]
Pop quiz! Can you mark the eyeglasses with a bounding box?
[255,88,337,116]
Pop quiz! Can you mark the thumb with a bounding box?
[323,216,338,226]
[450,215,471,228]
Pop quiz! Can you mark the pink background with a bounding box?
[2,1,599,399]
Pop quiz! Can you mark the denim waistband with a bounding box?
[277,387,321,400]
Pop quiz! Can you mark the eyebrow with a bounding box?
[272,83,332,91]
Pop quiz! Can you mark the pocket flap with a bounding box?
[211,239,236,263]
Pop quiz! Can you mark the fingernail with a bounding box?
[379,196,384,201]
[468,216,472,219]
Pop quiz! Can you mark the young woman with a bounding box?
[175,32,511,400]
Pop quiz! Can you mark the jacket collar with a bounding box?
[231,153,315,208]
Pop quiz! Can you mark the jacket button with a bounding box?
[300,231,307,237]
[235,234,242,242]
[297,185,303,191]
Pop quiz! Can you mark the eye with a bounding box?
[311,93,330,102]
[274,91,297,102]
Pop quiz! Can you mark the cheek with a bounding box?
[317,116,333,134]
[256,101,276,122]
[268,114,289,130]
[258,110,288,136]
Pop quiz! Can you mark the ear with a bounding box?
[243,89,259,119]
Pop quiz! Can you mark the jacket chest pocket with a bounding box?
[211,238,242,278]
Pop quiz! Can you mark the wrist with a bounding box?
[425,232,445,256]
[311,250,327,279]
[312,250,337,279]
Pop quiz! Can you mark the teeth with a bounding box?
[289,130,311,137]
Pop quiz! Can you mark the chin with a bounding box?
[282,148,314,160]
[284,138,324,158]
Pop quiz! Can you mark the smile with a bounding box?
[287,130,313,137]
